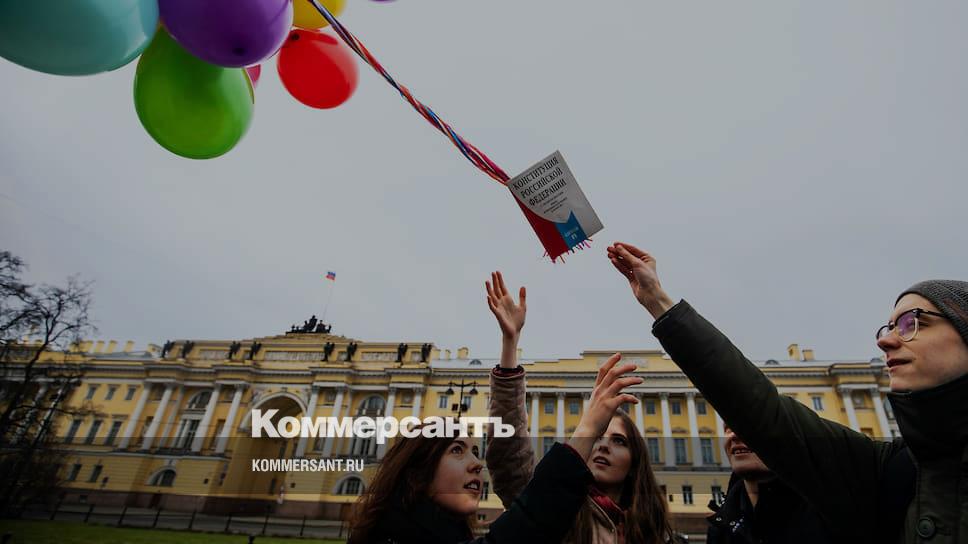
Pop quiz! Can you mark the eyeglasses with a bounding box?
[875,308,947,342]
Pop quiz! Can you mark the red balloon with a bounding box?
[277,30,358,109]
[245,65,262,88]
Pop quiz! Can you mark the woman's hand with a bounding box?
[567,353,642,461]
[606,242,675,319]
[486,271,527,341]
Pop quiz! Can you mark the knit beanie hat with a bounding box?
[896,280,968,349]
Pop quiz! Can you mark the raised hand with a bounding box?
[486,271,527,341]
[606,242,675,319]
[568,353,642,461]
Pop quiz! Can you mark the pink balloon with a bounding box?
[245,65,262,88]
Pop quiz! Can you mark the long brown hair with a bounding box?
[567,411,675,543]
[347,435,473,544]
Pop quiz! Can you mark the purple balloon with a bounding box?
[160,0,293,67]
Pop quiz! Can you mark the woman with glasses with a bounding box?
[605,241,967,544]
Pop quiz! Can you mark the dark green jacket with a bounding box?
[653,301,968,543]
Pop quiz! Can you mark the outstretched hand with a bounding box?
[606,242,675,319]
[568,353,642,461]
[486,271,526,341]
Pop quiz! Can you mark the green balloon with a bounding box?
[134,29,254,160]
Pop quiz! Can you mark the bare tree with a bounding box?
[0,251,96,515]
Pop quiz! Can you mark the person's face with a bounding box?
[877,294,968,392]
[429,440,483,516]
[588,416,633,492]
[724,427,770,479]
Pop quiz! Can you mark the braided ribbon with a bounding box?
[306,0,510,185]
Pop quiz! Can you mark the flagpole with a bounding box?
[322,277,335,323]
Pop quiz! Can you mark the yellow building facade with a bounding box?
[1,328,895,536]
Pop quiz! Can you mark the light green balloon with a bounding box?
[134,29,254,160]
[0,0,158,76]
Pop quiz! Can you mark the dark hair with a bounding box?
[347,435,473,544]
[567,411,675,543]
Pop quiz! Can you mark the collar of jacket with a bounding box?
[887,371,968,461]
[374,496,472,544]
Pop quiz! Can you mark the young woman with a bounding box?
[485,271,677,543]
[348,344,643,544]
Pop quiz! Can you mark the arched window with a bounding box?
[187,391,212,410]
[149,469,176,487]
[336,476,364,495]
[357,395,386,416]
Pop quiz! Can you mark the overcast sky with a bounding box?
[2,1,967,362]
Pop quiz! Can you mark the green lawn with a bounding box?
[0,520,345,544]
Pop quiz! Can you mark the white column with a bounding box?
[869,386,891,441]
[634,393,645,435]
[118,384,152,449]
[142,384,174,450]
[216,386,245,454]
[686,392,702,467]
[556,393,565,439]
[529,393,540,444]
[295,386,319,457]
[376,388,397,459]
[322,388,345,457]
[159,386,184,448]
[582,392,590,413]
[340,391,356,455]
[191,384,222,452]
[840,389,860,432]
[660,393,674,467]
[715,413,730,468]
[411,388,423,418]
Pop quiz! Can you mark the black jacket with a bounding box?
[367,442,593,544]
[706,473,834,544]
[651,301,968,544]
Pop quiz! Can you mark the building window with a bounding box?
[542,436,555,455]
[461,395,472,411]
[671,401,682,415]
[682,485,694,505]
[66,464,82,481]
[812,396,824,411]
[696,400,707,415]
[105,386,117,401]
[84,420,103,445]
[852,391,866,408]
[336,477,363,495]
[568,400,580,415]
[187,391,212,410]
[711,485,724,505]
[645,400,656,415]
[358,396,386,417]
[105,421,123,446]
[85,385,98,400]
[700,438,715,465]
[149,469,176,487]
[88,465,103,483]
[125,386,137,401]
[483,481,490,500]
[544,400,554,414]
[174,419,199,449]
[646,437,661,464]
[438,394,449,409]
[674,438,687,464]
[65,420,82,443]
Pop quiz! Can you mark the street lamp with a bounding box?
[446,380,479,418]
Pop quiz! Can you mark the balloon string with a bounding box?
[305,0,510,185]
